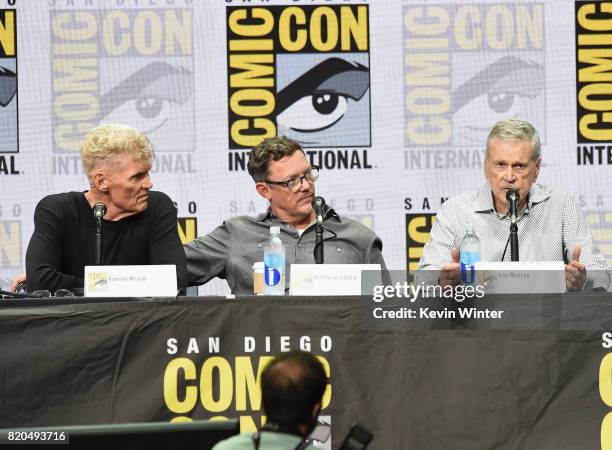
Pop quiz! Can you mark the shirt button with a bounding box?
[336,248,342,253]
[297,243,302,248]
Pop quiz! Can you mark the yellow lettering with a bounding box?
[310,7,338,52]
[134,11,162,55]
[164,358,198,414]
[53,122,97,151]
[235,356,273,412]
[53,93,99,121]
[279,7,307,52]
[53,59,98,92]
[404,7,449,36]
[406,87,450,115]
[579,83,612,111]
[230,89,275,117]
[103,11,130,55]
[52,12,97,41]
[455,6,481,50]
[516,5,543,49]
[230,55,274,88]
[229,8,274,37]
[406,117,450,145]
[486,6,513,50]
[405,53,449,86]
[341,6,368,51]
[165,10,193,55]
[578,50,612,82]
[0,222,20,267]
[200,357,233,413]
[0,11,15,56]
[231,119,276,147]
[177,219,196,245]
[578,3,612,32]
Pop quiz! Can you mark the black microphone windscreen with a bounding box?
[93,202,107,219]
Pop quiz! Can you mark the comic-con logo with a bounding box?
[0,9,18,176]
[50,7,194,175]
[403,3,545,170]
[576,2,612,166]
[227,4,371,172]
[405,212,436,272]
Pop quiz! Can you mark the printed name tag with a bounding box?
[84,265,177,297]
[290,264,381,296]
[474,261,565,294]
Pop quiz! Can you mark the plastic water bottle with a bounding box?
[460,224,481,285]
[264,226,285,295]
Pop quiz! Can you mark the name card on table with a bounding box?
[290,264,381,296]
[474,261,565,294]
[84,265,177,297]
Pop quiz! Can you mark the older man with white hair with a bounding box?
[418,118,609,291]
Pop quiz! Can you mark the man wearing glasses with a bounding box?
[184,136,387,295]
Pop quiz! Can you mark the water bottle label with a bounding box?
[460,252,479,284]
[264,265,281,286]
[460,262,475,284]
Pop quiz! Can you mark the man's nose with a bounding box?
[144,175,153,189]
[503,166,516,182]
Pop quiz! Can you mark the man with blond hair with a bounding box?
[23,124,187,293]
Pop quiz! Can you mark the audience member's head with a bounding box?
[261,350,327,437]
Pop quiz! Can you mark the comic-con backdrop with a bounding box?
[1,0,611,292]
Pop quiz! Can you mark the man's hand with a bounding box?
[10,272,26,292]
[565,245,586,291]
[440,249,460,287]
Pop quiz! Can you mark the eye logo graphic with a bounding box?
[227,5,371,150]
[276,56,370,147]
[403,3,545,150]
[51,9,194,159]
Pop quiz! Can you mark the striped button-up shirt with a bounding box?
[417,183,610,290]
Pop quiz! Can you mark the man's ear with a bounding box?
[256,182,272,201]
[92,170,109,192]
[311,401,322,420]
[534,158,541,180]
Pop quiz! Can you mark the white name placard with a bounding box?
[474,261,565,294]
[289,264,381,296]
[84,265,177,297]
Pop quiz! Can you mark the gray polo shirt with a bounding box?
[184,207,388,295]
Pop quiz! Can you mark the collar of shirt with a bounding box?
[472,182,552,218]
[256,204,341,228]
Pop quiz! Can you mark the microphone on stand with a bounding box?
[505,190,519,261]
[312,196,326,264]
[93,202,106,265]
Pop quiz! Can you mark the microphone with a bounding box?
[93,202,106,265]
[506,190,519,225]
[93,202,107,220]
[312,196,326,264]
[505,190,520,261]
[312,196,325,225]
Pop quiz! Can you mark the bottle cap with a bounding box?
[253,261,264,271]
[270,226,280,235]
[467,224,475,234]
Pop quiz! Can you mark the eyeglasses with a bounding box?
[31,289,75,298]
[264,166,320,192]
